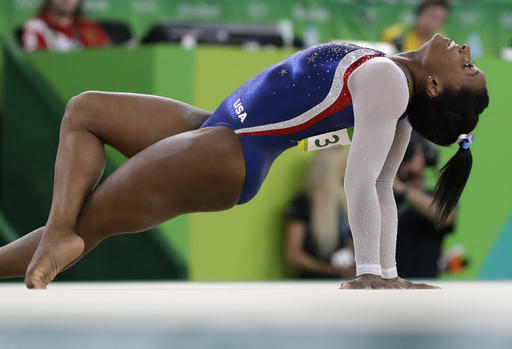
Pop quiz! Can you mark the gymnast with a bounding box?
[0,33,488,289]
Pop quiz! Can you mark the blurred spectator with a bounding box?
[394,131,456,278]
[21,0,110,52]
[382,0,451,52]
[284,148,355,279]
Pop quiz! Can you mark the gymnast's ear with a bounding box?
[425,75,441,98]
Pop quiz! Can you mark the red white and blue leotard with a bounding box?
[201,42,408,204]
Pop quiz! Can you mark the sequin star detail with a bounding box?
[307,55,316,63]
[279,69,288,76]
[332,46,343,53]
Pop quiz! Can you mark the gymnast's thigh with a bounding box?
[65,91,211,158]
[74,126,246,243]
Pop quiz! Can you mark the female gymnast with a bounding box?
[0,33,488,289]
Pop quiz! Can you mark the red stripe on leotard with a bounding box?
[236,54,382,137]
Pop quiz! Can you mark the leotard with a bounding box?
[201,42,408,204]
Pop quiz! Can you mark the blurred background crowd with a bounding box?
[0,0,510,283]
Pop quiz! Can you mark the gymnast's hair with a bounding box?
[406,87,489,227]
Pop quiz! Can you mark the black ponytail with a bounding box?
[432,145,472,225]
[406,87,489,225]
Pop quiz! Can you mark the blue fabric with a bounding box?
[201,42,407,204]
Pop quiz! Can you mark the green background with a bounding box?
[1,0,511,58]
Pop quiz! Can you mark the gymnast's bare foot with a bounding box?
[383,277,440,289]
[339,274,399,289]
[24,229,85,289]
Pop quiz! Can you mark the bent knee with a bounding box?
[61,91,103,131]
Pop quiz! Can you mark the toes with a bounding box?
[24,278,36,289]
[24,272,47,289]
[23,232,85,290]
[25,258,52,290]
[25,280,47,289]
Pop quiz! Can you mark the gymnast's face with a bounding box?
[417,33,486,97]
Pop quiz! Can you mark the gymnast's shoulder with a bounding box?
[347,56,410,114]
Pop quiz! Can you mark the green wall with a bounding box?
[440,58,512,279]
[191,47,304,280]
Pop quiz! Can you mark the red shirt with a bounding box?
[22,13,110,51]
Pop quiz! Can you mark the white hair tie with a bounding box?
[457,133,474,149]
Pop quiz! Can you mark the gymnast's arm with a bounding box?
[344,57,410,275]
[376,118,412,277]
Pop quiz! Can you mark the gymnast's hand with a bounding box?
[382,277,440,289]
[339,274,440,289]
[339,274,399,289]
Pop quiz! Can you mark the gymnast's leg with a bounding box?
[26,125,245,289]
[0,91,210,282]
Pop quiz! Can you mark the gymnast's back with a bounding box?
[201,41,409,148]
